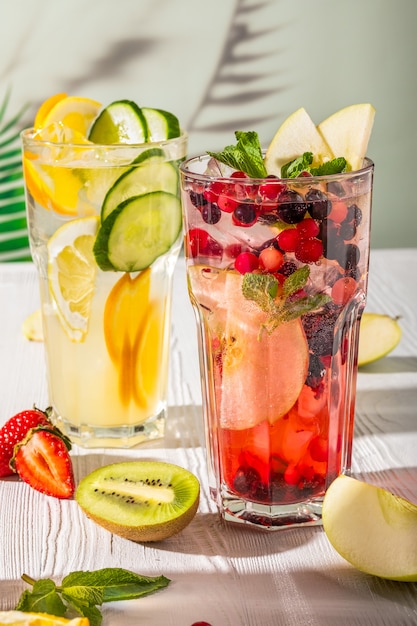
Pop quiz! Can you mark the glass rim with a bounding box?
[180,153,374,184]
[20,127,188,150]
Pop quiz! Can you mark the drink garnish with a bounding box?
[16,568,170,626]
[207,131,267,178]
[281,152,349,178]
[242,267,331,334]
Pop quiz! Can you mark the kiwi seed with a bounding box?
[75,461,200,542]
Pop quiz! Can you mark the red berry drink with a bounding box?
[180,152,373,529]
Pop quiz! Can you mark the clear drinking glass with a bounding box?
[22,129,187,448]
[180,155,373,529]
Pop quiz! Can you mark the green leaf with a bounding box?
[281,153,350,178]
[207,130,267,178]
[281,152,313,178]
[16,568,171,625]
[62,568,170,603]
[15,579,67,617]
[242,272,279,313]
[311,157,349,175]
[241,265,330,332]
[283,265,310,297]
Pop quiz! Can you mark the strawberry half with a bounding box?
[0,407,52,477]
[11,426,75,499]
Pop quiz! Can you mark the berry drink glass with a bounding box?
[180,155,374,529]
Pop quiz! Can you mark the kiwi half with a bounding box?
[75,461,200,542]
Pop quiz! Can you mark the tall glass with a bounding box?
[180,155,373,529]
[22,130,187,448]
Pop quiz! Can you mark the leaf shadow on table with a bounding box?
[358,355,417,374]
[290,566,417,626]
[353,467,417,504]
[355,385,417,435]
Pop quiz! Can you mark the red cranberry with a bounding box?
[295,238,323,263]
[234,251,259,274]
[186,228,223,258]
[259,176,286,201]
[297,218,319,239]
[217,193,239,213]
[277,228,298,252]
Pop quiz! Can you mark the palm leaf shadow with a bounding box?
[188,0,288,135]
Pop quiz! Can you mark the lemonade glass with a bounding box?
[180,154,374,529]
[22,129,187,447]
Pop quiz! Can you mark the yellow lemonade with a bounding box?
[22,97,186,447]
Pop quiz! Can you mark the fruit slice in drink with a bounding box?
[101,158,179,221]
[94,191,182,272]
[188,267,309,430]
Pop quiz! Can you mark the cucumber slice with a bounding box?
[94,191,182,272]
[142,107,180,141]
[101,159,179,221]
[88,100,149,144]
[132,147,165,165]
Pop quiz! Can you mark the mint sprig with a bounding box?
[207,131,267,178]
[281,152,350,178]
[242,267,331,334]
[16,568,170,626]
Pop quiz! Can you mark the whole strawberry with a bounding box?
[11,426,75,499]
[0,407,52,477]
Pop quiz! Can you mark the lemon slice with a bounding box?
[322,475,417,581]
[22,308,44,341]
[34,92,68,128]
[0,611,89,625]
[318,103,375,171]
[48,217,99,341]
[40,96,102,136]
[358,312,401,366]
[264,107,334,176]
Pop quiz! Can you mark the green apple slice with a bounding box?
[322,475,417,581]
[358,312,401,366]
[318,103,375,171]
[264,107,334,176]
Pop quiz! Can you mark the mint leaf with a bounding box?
[281,152,313,178]
[311,157,349,175]
[283,265,310,297]
[207,131,267,178]
[242,272,279,311]
[241,266,330,333]
[16,578,67,617]
[15,568,171,625]
[281,153,350,178]
[62,568,170,603]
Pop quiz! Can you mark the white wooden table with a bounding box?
[1,250,417,626]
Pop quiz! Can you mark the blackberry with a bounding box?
[279,260,298,277]
[303,307,338,356]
